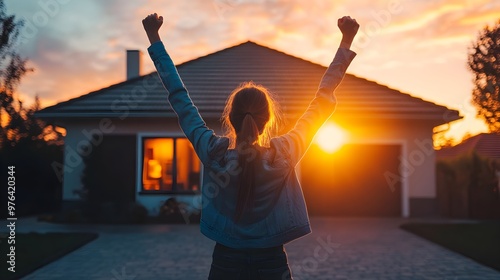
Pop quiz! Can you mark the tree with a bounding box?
[468,20,500,133]
[0,0,62,148]
[0,0,63,218]
[0,0,29,146]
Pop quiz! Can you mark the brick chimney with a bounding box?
[126,50,142,80]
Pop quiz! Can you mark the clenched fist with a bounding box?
[338,16,359,39]
[337,16,359,49]
[142,13,163,44]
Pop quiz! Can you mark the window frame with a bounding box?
[138,135,201,195]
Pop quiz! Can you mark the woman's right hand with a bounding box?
[338,16,359,43]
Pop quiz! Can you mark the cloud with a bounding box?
[460,10,500,26]
[4,0,498,140]
[382,3,464,34]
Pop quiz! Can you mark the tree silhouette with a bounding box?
[0,0,63,218]
[0,0,62,148]
[0,0,29,147]
[468,20,500,133]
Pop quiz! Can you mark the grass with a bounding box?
[0,232,98,280]
[400,222,500,271]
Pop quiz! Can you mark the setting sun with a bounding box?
[315,123,348,153]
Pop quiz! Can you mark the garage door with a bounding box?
[301,143,401,216]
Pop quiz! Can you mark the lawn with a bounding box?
[0,232,98,280]
[400,222,500,271]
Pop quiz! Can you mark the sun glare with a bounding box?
[315,123,348,153]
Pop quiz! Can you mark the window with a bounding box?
[142,137,201,193]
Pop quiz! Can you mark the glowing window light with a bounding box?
[147,159,163,179]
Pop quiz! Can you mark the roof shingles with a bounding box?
[436,133,500,160]
[37,41,460,124]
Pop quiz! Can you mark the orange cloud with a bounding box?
[6,0,497,142]
[460,11,500,26]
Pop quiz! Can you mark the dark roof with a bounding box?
[436,133,500,160]
[36,41,460,124]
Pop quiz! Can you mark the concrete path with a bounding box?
[9,217,500,279]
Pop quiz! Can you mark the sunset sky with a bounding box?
[5,0,500,143]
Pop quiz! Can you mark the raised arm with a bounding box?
[142,14,228,164]
[276,16,359,165]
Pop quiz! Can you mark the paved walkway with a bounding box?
[9,217,500,279]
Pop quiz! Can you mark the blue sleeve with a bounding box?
[147,41,228,164]
[277,47,356,166]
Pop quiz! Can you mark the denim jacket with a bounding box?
[148,41,356,248]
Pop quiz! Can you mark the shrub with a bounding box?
[158,198,200,224]
[436,151,500,219]
[128,202,148,224]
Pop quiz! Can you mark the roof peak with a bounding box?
[36,40,461,125]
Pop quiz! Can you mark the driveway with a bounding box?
[13,216,500,280]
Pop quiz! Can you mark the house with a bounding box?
[435,133,500,218]
[436,133,500,161]
[36,41,461,218]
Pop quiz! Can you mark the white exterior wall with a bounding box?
[59,117,222,215]
[60,127,87,201]
[60,117,438,217]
